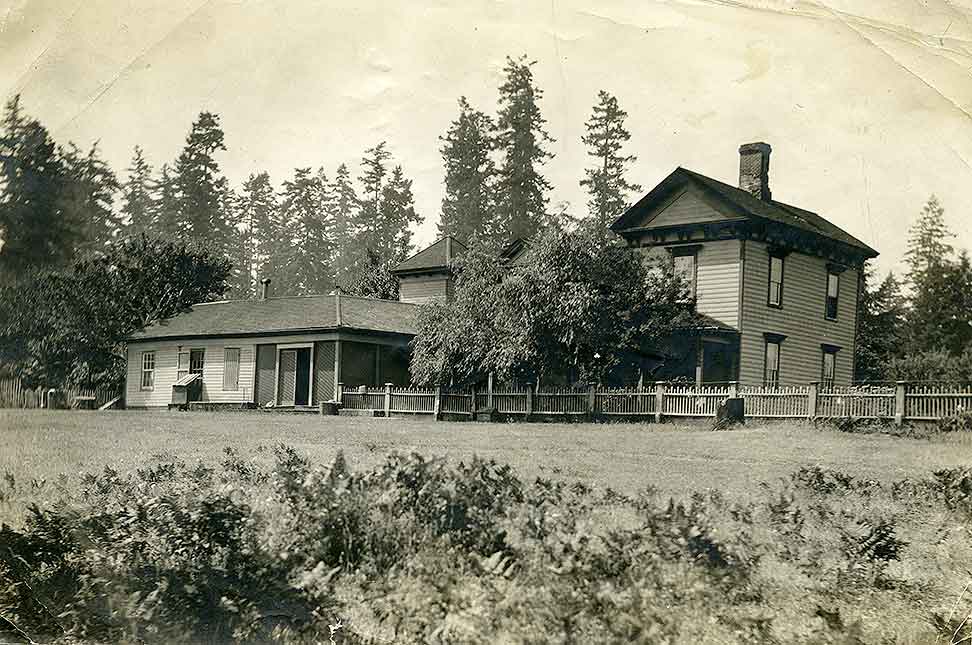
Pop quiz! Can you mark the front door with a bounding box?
[277,347,312,406]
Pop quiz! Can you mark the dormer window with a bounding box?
[668,245,701,301]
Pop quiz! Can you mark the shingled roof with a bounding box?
[612,167,878,258]
[128,293,419,342]
[393,236,467,274]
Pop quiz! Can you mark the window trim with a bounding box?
[668,245,700,301]
[767,253,785,309]
[223,347,241,391]
[140,351,156,391]
[821,344,840,386]
[824,270,840,321]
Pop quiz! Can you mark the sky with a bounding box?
[2,0,972,278]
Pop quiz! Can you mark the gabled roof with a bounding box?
[128,293,419,342]
[393,236,467,274]
[611,167,878,258]
[499,238,533,267]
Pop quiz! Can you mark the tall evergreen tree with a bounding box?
[904,195,953,290]
[381,165,423,263]
[120,146,156,237]
[494,55,554,243]
[355,141,392,254]
[171,112,232,250]
[235,172,277,298]
[272,167,330,295]
[438,97,496,244]
[0,95,76,278]
[153,163,181,240]
[328,163,360,291]
[61,142,121,254]
[855,266,906,382]
[580,90,641,247]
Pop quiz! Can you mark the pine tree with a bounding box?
[494,55,554,243]
[381,165,423,263]
[855,266,906,381]
[904,195,953,289]
[272,167,330,295]
[61,142,121,254]
[171,112,232,251]
[580,90,641,247]
[236,172,277,298]
[328,163,359,291]
[438,97,496,244]
[356,141,392,254]
[120,146,156,237]
[154,163,181,240]
[0,95,76,278]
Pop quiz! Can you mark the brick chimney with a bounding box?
[738,142,772,201]
[260,278,271,300]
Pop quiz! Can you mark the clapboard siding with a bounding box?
[640,239,740,329]
[738,241,858,385]
[639,187,732,228]
[399,274,451,304]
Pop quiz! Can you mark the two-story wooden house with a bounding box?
[611,142,878,387]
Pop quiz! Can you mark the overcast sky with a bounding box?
[3,0,971,277]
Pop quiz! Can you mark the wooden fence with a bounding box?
[337,381,972,424]
[0,378,121,410]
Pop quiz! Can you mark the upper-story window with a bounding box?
[825,270,840,320]
[768,254,784,307]
[669,245,700,301]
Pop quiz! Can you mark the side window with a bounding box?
[825,271,839,320]
[140,351,155,390]
[768,254,784,307]
[177,351,190,380]
[223,348,240,391]
[190,348,205,375]
[821,345,839,387]
[763,333,786,386]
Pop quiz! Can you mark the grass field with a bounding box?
[3,409,971,503]
[3,409,972,643]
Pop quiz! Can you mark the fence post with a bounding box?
[654,381,666,424]
[807,381,819,420]
[894,381,907,426]
[525,383,533,419]
[587,382,597,418]
[487,372,494,409]
[728,381,738,398]
[470,385,477,417]
[336,382,344,404]
[384,383,392,417]
[433,385,442,421]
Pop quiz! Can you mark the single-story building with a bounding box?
[125,288,417,409]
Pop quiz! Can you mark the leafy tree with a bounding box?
[854,266,905,382]
[494,55,554,243]
[61,142,121,254]
[0,235,231,388]
[411,227,696,386]
[171,112,232,250]
[329,163,360,290]
[438,97,497,244]
[0,95,75,278]
[120,146,156,237]
[579,90,641,246]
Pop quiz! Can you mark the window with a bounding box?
[140,351,155,390]
[669,245,701,301]
[223,348,240,391]
[177,351,190,380]
[821,345,840,387]
[190,348,205,375]
[825,271,840,320]
[763,333,786,386]
[768,255,784,307]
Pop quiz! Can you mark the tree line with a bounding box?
[0,55,640,298]
[856,195,972,382]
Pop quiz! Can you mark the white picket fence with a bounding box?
[0,378,122,410]
[338,381,972,423]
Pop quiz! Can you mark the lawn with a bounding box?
[4,409,972,643]
[2,409,971,511]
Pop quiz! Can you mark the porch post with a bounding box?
[333,338,342,401]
